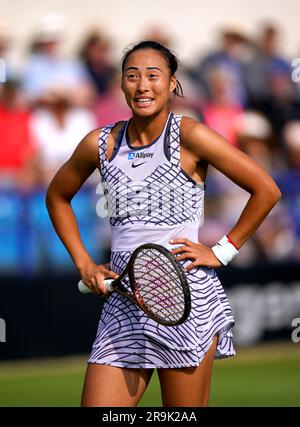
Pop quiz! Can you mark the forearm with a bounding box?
[46,195,93,271]
[227,187,281,249]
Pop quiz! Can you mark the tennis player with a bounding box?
[46,40,281,407]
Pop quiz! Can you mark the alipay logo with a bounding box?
[128,153,136,160]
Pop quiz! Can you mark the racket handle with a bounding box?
[78,280,91,294]
[78,279,114,294]
[104,279,114,292]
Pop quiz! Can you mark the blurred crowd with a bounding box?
[1,14,300,269]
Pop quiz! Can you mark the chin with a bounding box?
[132,108,157,117]
[132,104,168,118]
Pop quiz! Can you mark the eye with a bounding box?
[127,73,138,80]
[149,73,158,79]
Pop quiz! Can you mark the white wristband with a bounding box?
[211,235,239,266]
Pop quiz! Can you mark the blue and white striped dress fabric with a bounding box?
[88,113,236,368]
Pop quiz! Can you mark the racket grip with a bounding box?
[78,280,92,294]
[104,279,114,292]
[78,279,114,294]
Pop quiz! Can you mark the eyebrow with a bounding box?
[125,66,163,72]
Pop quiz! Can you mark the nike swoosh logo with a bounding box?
[131,162,146,168]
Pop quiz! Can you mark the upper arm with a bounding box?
[46,128,100,202]
[180,117,279,195]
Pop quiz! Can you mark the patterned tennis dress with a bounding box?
[88,112,236,368]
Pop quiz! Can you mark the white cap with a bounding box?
[35,14,65,43]
[283,121,300,150]
[237,111,272,140]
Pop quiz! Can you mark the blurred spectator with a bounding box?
[141,25,173,50]
[201,68,243,146]
[236,111,275,171]
[236,111,296,261]
[21,14,95,107]
[30,82,97,185]
[245,22,293,105]
[92,69,131,126]
[251,59,300,137]
[202,110,289,265]
[170,66,204,121]
[0,22,16,81]
[275,121,300,259]
[79,29,117,96]
[253,202,296,262]
[192,23,254,106]
[259,23,285,60]
[0,80,37,189]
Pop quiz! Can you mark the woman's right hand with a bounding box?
[78,261,119,297]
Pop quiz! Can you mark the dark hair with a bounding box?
[121,40,184,98]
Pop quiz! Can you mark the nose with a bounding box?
[136,76,149,92]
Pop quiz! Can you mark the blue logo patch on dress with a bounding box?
[128,153,136,160]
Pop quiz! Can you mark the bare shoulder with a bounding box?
[180,115,202,136]
[76,127,101,159]
[83,121,126,147]
[180,116,223,158]
[60,127,99,175]
[83,127,101,146]
[73,120,127,168]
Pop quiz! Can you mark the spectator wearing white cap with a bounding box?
[30,80,97,185]
[21,14,95,107]
[236,111,275,172]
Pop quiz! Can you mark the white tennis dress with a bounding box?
[88,113,236,368]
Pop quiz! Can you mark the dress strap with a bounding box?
[98,124,114,168]
[165,113,182,167]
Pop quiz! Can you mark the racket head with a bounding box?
[128,243,191,326]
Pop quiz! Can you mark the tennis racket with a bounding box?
[78,243,191,327]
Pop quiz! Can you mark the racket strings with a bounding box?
[133,249,186,323]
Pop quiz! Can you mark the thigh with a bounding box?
[81,364,154,407]
[157,335,218,407]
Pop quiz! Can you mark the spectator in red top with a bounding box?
[0,80,37,189]
[201,68,243,146]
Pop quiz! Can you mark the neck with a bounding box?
[128,109,170,147]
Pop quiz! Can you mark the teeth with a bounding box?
[136,99,152,102]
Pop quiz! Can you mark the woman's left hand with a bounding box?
[169,238,222,271]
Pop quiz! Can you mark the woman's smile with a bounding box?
[134,97,155,108]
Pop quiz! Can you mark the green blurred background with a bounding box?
[0,342,299,407]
